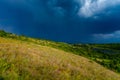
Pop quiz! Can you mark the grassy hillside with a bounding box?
[0,37,120,80]
[0,30,120,80]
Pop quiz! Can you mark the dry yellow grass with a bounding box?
[0,37,120,80]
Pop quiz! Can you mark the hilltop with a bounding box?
[0,30,120,80]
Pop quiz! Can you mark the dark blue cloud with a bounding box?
[0,0,120,43]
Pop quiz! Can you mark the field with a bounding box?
[0,30,120,80]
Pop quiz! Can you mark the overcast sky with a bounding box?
[0,0,120,43]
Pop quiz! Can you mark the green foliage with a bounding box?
[73,44,120,73]
[0,30,9,37]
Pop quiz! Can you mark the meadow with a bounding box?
[0,30,120,80]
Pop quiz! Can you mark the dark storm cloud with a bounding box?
[0,0,120,43]
[46,0,80,17]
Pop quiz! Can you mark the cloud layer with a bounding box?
[1,0,120,18]
[78,0,120,17]
[0,0,120,43]
[93,30,120,43]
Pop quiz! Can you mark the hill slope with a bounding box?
[0,37,120,80]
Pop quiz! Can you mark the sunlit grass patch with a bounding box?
[0,37,120,80]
